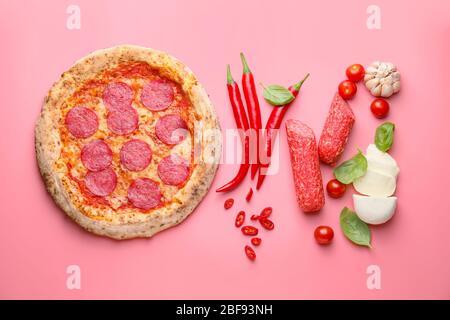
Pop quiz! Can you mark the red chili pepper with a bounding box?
[216,66,250,193]
[256,73,310,190]
[235,211,245,227]
[224,198,234,209]
[240,53,262,180]
[245,245,256,261]
[260,218,274,231]
[260,207,272,218]
[241,225,258,236]
[250,214,260,221]
[251,237,262,246]
[245,188,253,202]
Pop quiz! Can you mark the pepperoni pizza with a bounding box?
[35,45,221,239]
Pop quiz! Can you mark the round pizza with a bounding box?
[35,45,221,240]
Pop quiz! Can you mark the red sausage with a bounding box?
[318,93,355,166]
[286,119,325,213]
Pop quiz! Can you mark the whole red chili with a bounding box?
[260,218,274,231]
[245,187,254,202]
[245,245,256,261]
[251,237,262,246]
[216,65,250,192]
[235,211,245,227]
[260,207,272,218]
[240,53,262,179]
[241,225,258,236]
[224,198,234,209]
[257,74,309,190]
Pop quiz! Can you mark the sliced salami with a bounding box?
[157,154,190,186]
[65,106,98,139]
[81,139,113,172]
[85,167,117,197]
[102,82,133,111]
[141,79,174,111]
[127,178,162,210]
[155,114,188,145]
[107,106,139,135]
[120,139,152,171]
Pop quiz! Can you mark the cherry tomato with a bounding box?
[338,80,357,100]
[260,207,272,218]
[346,64,365,82]
[241,225,258,236]
[326,179,346,198]
[314,226,334,245]
[251,237,262,246]
[370,98,390,119]
[245,245,256,261]
[259,218,274,231]
[224,198,234,209]
[235,211,245,227]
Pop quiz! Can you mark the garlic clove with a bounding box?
[381,85,394,97]
[393,81,400,93]
[366,78,380,89]
[366,66,379,74]
[371,85,382,97]
[364,74,375,82]
[392,72,401,81]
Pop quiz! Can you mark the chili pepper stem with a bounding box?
[227,64,234,84]
[240,52,251,74]
[292,73,310,91]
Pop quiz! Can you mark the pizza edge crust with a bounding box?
[35,45,221,240]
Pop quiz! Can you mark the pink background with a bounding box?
[1,0,449,299]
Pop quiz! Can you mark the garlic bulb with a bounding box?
[364,61,401,98]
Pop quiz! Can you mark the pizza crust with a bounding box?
[35,45,221,239]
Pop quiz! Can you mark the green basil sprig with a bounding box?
[375,122,395,152]
[333,150,368,184]
[340,207,372,248]
[262,84,294,106]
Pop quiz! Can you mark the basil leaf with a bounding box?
[263,84,295,106]
[340,207,372,248]
[333,150,368,184]
[375,122,395,152]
